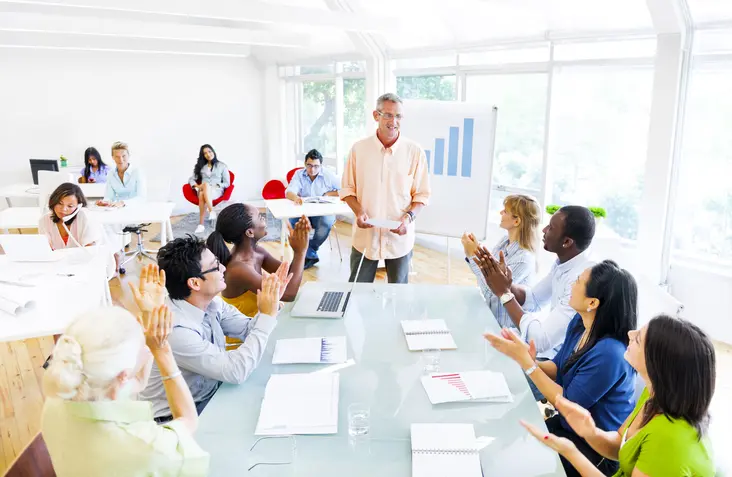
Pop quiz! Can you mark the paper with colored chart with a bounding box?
[421,371,513,404]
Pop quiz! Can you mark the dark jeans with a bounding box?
[545,415,619,477]
[289,215,336,260]
[153,384,220,424]
[349,247,412,284]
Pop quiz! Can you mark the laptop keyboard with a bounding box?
[317,292,344,312]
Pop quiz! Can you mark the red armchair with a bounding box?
[286,167,303,184]
[261,179,287,200]
[183,171,235,207]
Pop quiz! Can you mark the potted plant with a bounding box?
[545,204,607,221]
[59,155,68,168]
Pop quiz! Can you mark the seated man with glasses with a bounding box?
[285,149,341,269]
[139,235,285,422]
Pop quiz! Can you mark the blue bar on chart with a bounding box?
[425,150,431,171]
[461,118,474,178]
[434,138,445,175]
[447,126,459,176]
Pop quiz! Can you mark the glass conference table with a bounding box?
[197,283,566,476]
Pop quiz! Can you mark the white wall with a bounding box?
[0,49,265,212]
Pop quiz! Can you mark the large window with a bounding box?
[548,67,654,240]
[672,65,732,262]
[343,78,368,158]
[396,75,457,101]
[466,73,548,216]
[301,80,336,158]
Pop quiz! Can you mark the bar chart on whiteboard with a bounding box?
[401,101,497,239]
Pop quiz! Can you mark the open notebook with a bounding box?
[421,371,513,404]
[411,423,482,477]
[401,320,457,351]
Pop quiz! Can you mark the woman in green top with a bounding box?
[522,314,716,476]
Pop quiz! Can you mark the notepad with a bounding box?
[272,337,347,364]
[411,423,482,477]
[255,373,339,436]
[421,371,513,404]
[401,320,457,351]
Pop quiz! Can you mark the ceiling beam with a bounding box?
[0,12,308,48]
[0,0,396,33]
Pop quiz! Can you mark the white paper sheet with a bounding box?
[421,370,513,404]
[302,196,339,204]
[0,284,36,316]
[272,337,347,364]
[401,320,457,351]
[365,218,401,229]
[411,424,482,477]
[255,373,339,435]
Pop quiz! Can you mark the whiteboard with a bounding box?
[400,100,497,240]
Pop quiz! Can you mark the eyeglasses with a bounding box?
[305,163,321,169]
[199,259,221,277]
[376,110,403,121]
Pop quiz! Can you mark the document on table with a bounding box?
[401,320,457,351]
[421,370,513,404]
[365,218,401,229]
[411,423,483,477]
[302,196,340,204]
[255,373,339,435]
[272,337,347,364]
[0,284,36,316]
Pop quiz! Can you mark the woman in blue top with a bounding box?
[485,260,638,477]
[78,147,109,184]
[462,194,540,328]
[188,144,230,234]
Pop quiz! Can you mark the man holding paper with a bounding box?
[340,93,431,283]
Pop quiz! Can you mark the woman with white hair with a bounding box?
[41,264,209,476]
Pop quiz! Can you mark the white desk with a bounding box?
[265,198,353,258]
[0,202,175,245]
[0,182,106,207]
[0,247,110,342]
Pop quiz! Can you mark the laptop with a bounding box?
[290,253,365,318]
[0,234,62,262]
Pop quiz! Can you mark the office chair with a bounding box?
[120,223,157,270]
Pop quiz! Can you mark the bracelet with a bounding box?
[161,371,182,381]
[523,363,538,376]
[405,210,415,222]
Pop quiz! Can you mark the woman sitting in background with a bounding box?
[189,144,230,234]
[206,202,309,316]
[485,260,638,476]
[42,270,209,476]
[78,146,109,184]
[522,315,716,477]
[39,182,101,249]
[461,194,541,328]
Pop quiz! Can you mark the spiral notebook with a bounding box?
[411,423,482,477]
[401,320,457,351]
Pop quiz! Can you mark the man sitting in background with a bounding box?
[285,149,340,269]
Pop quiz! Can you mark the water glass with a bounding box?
[421,348,441,374]
[348,402,371,437]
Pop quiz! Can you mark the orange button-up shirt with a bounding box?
[340,133,431,260]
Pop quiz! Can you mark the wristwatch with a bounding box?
[405,210,415,223]
[499,291,515,305]
[524,363,538,376]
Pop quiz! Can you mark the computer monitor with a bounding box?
[29,159,59,185]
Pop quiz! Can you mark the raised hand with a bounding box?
[554,395,598,439]
[288,215,311,254]
[473,246,512,295]
[273,260,294,301]
[129,263,168,314]
[484,327,535,368]
[257,270,281,316]
[139,304,173,351]
[520,420,577,456]
[461,232,479,257]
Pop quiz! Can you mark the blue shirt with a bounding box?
[78,164,109,183]
[286,168,340,198]
[466,236,537,328]
[552,314,636,433]
[104,164,146,203]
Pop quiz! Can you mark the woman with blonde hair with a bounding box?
[41,265,209,476]
[461,194,541,328]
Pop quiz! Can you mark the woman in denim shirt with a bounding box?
[78,147,109,184]
[188,144,230,234]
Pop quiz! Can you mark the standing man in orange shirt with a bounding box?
[340,93,431,284]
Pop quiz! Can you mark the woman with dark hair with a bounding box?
[205,203,309,316]
[189,144,230,234]
[39,182,102,249]
[78,147,109,184]
[485,260,638,476]
[522,315,716,477]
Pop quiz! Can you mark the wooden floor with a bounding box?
[1,219,731,473]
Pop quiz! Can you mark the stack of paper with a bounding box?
[401,320,457,351]
[0,283,36,316]
[272,337,347,364]
[411,423,482,477]
[255,373,339,435]
[421,371,513,404]
[303,196,339,204]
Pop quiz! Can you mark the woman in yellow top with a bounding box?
[206,202,310,316]
[42,265,209,477]
[522,314,716,477]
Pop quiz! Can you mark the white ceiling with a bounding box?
[0,0,726,63]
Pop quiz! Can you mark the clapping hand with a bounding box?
[461,232,479,257]
[484,328,536,369]
[271,261,294,301]
[520,420,577,456]
[129,263,168,314]
[473,247,513,295]
[288,215,311,254]
[554,395,598,439]
[257,270,282,316]
[137,304,173,351]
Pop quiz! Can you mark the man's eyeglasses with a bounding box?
[376,110,403,121]
[305,163,321,169]
[199,259,221,277]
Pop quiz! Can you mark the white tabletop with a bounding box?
[0,202,175,230]
[0,247,109,342]
[266,198,353,220]
[0,207,40,229]
[0,182,106,202]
